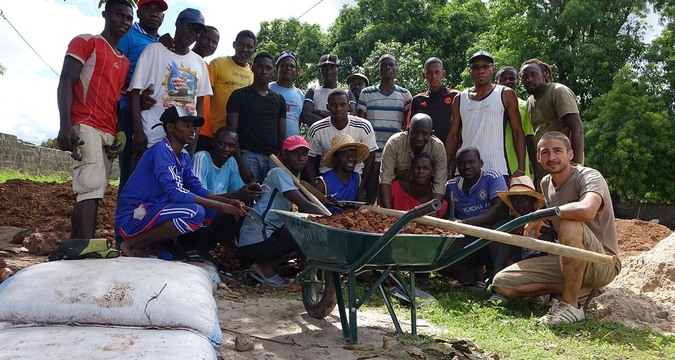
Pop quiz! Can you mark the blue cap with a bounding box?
[176,8,206,32]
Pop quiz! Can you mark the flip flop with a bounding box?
[249,266,288,288]
[184,250,204,262]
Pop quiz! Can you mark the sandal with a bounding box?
[249,265,287,288]
[184,250,204,262]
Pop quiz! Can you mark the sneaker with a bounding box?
[486,293,510,307]
[537,301,585,326]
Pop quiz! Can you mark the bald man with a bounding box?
[379,113,447,208]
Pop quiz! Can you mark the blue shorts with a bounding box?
[118,203,216,240]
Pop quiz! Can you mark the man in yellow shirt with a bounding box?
[209,30,256,133]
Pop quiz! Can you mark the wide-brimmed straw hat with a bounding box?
[498,176,545,211]
[321,134,370,168]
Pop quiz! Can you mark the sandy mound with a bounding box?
[593,232,675,334]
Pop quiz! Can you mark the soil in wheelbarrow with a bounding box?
[308,209,460,235]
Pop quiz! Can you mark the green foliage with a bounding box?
[0,63,6,76]
[96,0,138,8]
[40,138,60,150]
[0,171,71,184]
[479,0,649,109]
[586,65,675,203]
[257,18,328,91]
[329,0,488,89]
[645,24,675,115]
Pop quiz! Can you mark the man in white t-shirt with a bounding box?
[304,89,377,188]
[128,8,212,158]
[300,54,357,126]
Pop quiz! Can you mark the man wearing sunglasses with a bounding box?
[445,51,526,181]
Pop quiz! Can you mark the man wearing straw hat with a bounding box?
[493,176,557,272]
[312,134,370,214]
[490,131,620,326]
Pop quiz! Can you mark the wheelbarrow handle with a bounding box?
[527,206,561,221]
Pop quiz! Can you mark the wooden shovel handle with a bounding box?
[362,205,617,266]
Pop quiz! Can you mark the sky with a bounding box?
[0,0,355,145]
[0,0,664,145]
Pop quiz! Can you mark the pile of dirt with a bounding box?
[308,209,459,235]
[593,232,675,334]
[615,219,673,257]
[0,179,117,232]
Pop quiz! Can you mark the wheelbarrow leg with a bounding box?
[378,283,404,335]
[348,271,358,343]
[410,272,417,335]
[332,271,350,340]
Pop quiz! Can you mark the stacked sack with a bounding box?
[0,258,222,359]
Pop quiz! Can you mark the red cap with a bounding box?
[282,135,311,151]
[137,0,168,11]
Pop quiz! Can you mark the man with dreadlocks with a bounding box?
[520,59,584,187]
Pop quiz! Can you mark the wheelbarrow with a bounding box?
[273,200,458,343]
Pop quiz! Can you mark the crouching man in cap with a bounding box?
[116,106,251,258]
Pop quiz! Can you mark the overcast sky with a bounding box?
[0,0,663,145]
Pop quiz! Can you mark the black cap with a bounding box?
[152,106,204,129]
[318,54,340,67]
[469,50,494,64]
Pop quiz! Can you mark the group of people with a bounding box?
[57,0,620,327]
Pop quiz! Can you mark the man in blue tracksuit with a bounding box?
[116,106,250,257]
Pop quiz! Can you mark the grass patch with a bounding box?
[413,281,673,359]
[0,170,71,184]
[328,276,675,359]
[0,170,119,186]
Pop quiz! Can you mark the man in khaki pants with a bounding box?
[490,131,620,325]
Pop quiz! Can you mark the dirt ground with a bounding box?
[1,179,674,358]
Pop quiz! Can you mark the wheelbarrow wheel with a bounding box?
[302,268,337,319]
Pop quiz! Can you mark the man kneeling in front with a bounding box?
[491,131,620,325]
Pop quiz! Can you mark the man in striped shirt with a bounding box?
[357,54,412,203]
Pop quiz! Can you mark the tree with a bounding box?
[0,64,6,76]
[328,0,488,87]
[585,65,675,203]
[479,0,649,109]
[257,18,328,91]
[40,138,60,150]
[95,0,138,7]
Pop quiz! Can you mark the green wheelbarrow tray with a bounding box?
[273,210,459,267]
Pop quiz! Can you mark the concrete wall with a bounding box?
[614,202,675,230]
[0,133,119,179]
